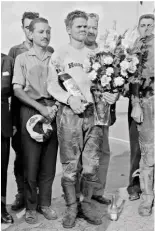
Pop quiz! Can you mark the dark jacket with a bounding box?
[1,53,14,137]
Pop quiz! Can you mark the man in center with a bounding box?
[47,10,104,227]
[84,13,118,205]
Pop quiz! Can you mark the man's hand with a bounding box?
[38,104,53,123]
[68,96,86,114]
[47,105,58,120]
[102,92,119,105]
[131,103,143,123]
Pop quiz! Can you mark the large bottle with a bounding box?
[58,72,88,105]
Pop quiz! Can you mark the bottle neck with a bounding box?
[111,195,117,207]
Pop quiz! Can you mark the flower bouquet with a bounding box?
[83,25,140,125]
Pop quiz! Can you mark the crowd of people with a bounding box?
[1,9,154,229]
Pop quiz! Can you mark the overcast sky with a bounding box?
[1,1,154,54]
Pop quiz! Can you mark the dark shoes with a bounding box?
[11,193,25,211]
[80,201,102,225]
[1,205,14,224]
[37,206,58,220]
[129,192,140,201]
[25,210,38,224]
[92,195,111,205]
[62,205,78,228]
[25,207,57,224]
[127,184,141,201]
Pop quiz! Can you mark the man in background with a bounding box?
[127,13,154,202]
[84,13,117,205]
[8,11,40,211]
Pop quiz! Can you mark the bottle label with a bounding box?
[63,79,83,97]
[110,213,118,221]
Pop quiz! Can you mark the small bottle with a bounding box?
[108,194,118,221]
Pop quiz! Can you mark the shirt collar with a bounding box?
[28,47,51,60]
[17,42,29,50]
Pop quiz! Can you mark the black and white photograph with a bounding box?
[1,1,154,230]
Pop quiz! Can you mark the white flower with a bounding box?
[98,44,110,53]
[108,41,117,52]
[88,70,97,81]
[83,58,91,73]
[101,75,111,87]
[128,62,137,73]
[121,38,130,49]
[122,27,139,50]
[103,56,113,65]
[120,60,130,70]
[92,62,101,71]
[114,77,125,87]
[132,56,139,65]
[106,29,118,43]
[106,67,114,76]
[121,69,128,77]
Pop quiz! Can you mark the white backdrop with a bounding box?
[1,1,154,54]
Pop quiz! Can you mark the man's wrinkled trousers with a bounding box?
[56,104,104,183]
[138,96,154,200]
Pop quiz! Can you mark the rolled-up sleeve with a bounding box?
[47,58,71,105]
[12,54,26,87]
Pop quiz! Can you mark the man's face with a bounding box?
[22,18,33,41]
[30,22,51,48]
[67,17,88,42]
[85,17,98,43]
[138,18,154,37]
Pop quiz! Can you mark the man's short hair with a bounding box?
[138,14,154,25]
[64,10,88,28]
[21,12,39,26]
[87,13,99,23]
[29,17,49,32]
